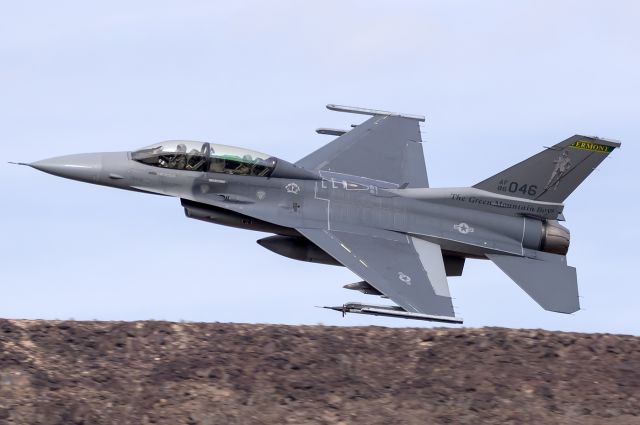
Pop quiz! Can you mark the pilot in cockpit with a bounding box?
[168,143,187,169]
[185,145,207,171]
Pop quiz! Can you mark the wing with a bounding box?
[297,228,456,318]
[296,114,429,188]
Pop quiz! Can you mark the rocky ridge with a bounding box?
[0,320,639,424]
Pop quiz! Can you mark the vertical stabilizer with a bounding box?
[474,135,620,203]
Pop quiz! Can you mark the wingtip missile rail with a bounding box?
[323,302,464,324]
[326,104,426,122]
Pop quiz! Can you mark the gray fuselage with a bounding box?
[92,151,549,260]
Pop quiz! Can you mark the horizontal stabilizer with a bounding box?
[487,252,579,313]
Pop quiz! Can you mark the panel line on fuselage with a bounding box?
[314,180,331,230]
[318,170,399,189]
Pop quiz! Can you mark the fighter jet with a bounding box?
[15,104,621,324]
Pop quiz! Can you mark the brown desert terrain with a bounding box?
[0,319,638,424]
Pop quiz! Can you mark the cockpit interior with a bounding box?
[131,141,277,177]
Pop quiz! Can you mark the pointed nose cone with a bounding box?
[30,153,103,183]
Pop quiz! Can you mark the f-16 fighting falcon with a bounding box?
[15,105,620,323]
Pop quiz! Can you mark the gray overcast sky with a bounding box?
[1,1,638,334]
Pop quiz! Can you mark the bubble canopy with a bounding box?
[132,140,277,177]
